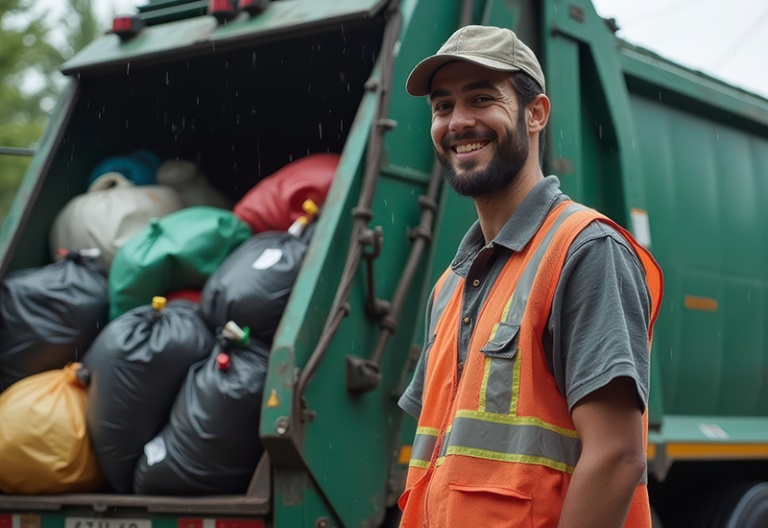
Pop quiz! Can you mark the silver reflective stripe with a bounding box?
[445,416,582,473]
[430,271,462,337]
[482,203,587,415]
[411,431,438,467]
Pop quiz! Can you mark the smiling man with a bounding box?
[397,26,663,528]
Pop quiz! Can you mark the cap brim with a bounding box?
[405,54,522,97]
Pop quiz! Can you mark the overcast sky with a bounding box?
[17,0,768,100]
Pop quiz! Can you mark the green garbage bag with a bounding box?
[109,207,251,320]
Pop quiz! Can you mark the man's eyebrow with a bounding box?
[429,80,500,99]
[460,80,499,93]
[430,89,450,99]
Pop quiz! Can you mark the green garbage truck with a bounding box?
[2,0,768,526]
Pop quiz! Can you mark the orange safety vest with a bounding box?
[399,201,663,528]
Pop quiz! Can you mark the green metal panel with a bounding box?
[630,94,768,417]
[60,0,388,75]
[0,81,79,274]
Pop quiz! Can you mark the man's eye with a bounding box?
[433,102,451,112]
[473,95,492,103]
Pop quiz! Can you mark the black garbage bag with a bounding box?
[133,322,268,495]
[200,230,310,342]
[84,298,214,493]
[0,249,108,392]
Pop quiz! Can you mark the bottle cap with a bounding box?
[152,296,167,311]
[302,199,319,216]
[222,321,250,346]
[216,352,231,371]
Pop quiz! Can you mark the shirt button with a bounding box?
[472,279,480,287]
[463,316,471,325]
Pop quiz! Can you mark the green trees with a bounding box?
[0,0,99,224]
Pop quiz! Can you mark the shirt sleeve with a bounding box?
[398,285,437,419]
[546,221,652,413]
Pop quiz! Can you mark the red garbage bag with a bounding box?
[234,153,339,233]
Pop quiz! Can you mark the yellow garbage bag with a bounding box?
[0,363,103,494]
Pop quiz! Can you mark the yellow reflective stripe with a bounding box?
[510,353,521,415]
[436,456,446,467]
[445,446,575,474]
[479,355,492,412]
[416,426,440,436]
[486,295,514,343]
[501,293,514,323]
[455,409,580,439]
[409,459,430,469]
[488,322,500,342]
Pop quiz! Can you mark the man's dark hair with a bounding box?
[510,71,546,168]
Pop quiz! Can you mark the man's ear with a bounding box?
[527,94,551,134]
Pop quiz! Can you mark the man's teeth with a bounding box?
[455,142,486,154]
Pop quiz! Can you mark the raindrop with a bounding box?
[308,83,312,94]
[717,133,720,140]
[658,92,662,101]
[126,63,131,74]
[166,72,170,85]
[318,123,323,139]
[552,4,558,13]
[340,120,344,131]
[598,125,602,139]
[391,213,395,224]
[384,199,387,207]
[197,96,200,105]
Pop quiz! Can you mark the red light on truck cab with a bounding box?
[0,515,12,528]
[112,16,144,40]
[113,17,133,32]
[209,0,234,19]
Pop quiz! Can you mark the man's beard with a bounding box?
[436,113,530,198]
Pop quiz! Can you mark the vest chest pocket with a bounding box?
[480,322,520,359]
[477,322,521,416]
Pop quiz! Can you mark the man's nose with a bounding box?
[449,102,475,132]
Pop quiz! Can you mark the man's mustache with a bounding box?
[440,131,497,152]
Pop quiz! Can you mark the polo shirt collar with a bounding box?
[451,176,566,274]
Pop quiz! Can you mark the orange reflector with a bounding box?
[646,443,656,460]
[398,445,412,465]
[20,517,40,528]
[684,295,717,312]
[216,521,264,528]
[667,443,768,459]
[266,389,280,408]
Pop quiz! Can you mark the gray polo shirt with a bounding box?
[399,176,651,418]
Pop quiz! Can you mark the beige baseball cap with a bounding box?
[406,25,546,97]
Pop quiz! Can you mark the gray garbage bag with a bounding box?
[84,298,214,493]
[133,324,268,495]
[0,250,108,392]
[200,231,309,342]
